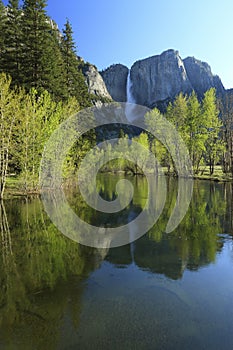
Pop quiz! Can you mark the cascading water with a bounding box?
[126,69,136,104]
[125,69,136,122]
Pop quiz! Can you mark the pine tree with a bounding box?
[61,19,90,107]
[0,0,7,70]
[21,0,64,98]
[1,0,23,85]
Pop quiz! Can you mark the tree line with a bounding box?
[0,0,96,198]
[99,89,227,177]
[0,73,89,198]
[1,1,233,199]
[146,89,223,176]
[0,72,230,199]
[0,0,91,106]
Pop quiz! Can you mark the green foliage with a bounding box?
[0,1,101,196]
[145,90,224,175]
[166,93,188,140]
[186,92,204,172]
[0,1,7,69]
[0,176,231,346]
[0,74,21,198]
[145,108,172,173]
[0,0,22,85]
[129,132,151,174]
[0,72,92,196]
[0,197,104,342]
[20,0,64,97]
[94,132,153,175]
[202,89,224,175]
[61,19,91,107]
[16,89,63,191]
[0,0,92,106]
[219,90,233,175]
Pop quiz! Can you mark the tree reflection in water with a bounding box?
[0,177,233,349]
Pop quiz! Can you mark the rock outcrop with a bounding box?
[101,49,226,110]
[82,63,112,101]
[100,64,129,102]
[130,50,193,108]
[183,57,225,98]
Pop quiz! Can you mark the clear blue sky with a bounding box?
[3,0,233,88]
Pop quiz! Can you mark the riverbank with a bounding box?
[3,166,233,198]
[192,166,233,182]
[3,177,40,198]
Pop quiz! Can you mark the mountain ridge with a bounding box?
[100,49,226,110]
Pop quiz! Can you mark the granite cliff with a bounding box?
[101,49,225,109]
[81,63,112,102]
[183,56,224,98]
[100,64,129,102]
[130,49,193,108]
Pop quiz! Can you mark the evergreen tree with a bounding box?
[1,0,23,85]
[0,1,92,105]
[0,0,7,70]
[21,0,64,98]
[61,19,90,107]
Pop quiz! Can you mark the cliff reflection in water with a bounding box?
[103,177,231,279]
[0,175,233,348]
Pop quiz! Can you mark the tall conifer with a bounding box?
[61,19,90,106]
[0,0,7,71]
[21,0,64,97]
[1,0,23,85]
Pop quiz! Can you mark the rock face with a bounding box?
[183,57,225,98]
[100,64,129,102]
[82,63,112,100]
[130,50,193,108]
[101,49,226,109]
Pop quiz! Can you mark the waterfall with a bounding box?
[126,69,136,104]
[125,69,136,122]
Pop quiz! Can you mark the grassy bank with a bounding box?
[192,166,233,182]
[4,176,40,198]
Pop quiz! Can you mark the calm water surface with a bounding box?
[0,175,233,349]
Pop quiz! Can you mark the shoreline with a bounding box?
[3,171,233,198]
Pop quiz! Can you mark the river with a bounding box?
[0,175,233,349]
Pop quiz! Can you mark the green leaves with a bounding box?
[145,90,223,175]
[0,74,21,198]
[202,89,223,174]
[0,1,92,106]
[61,19,91,106]
[0,73,83,196]
[1,0,22,85]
